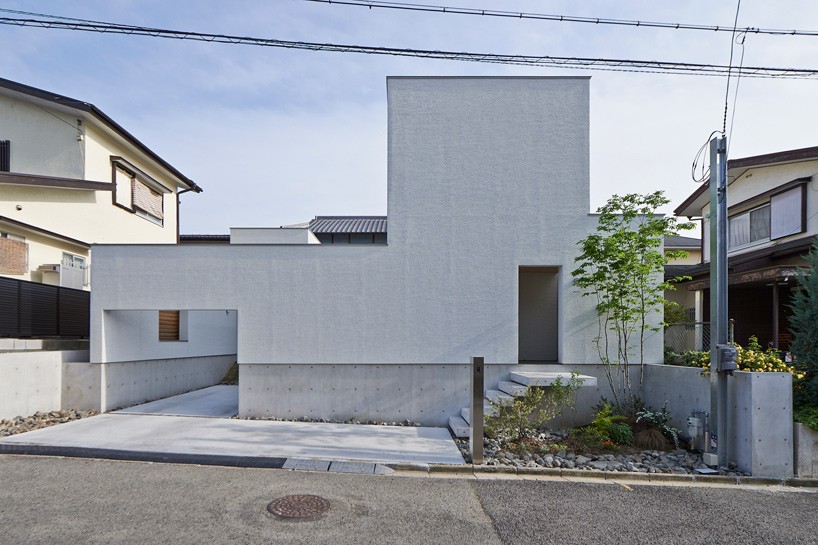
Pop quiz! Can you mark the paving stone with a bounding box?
[329,461,376,474]
[282,458,331,471]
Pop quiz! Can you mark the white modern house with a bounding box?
[0,77,201,290]
[89,77,664,424]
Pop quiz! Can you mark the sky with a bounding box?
[2,0,818,234]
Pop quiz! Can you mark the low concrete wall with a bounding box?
[730,371,793,478]
[643,364,794,478]
[0,350,89,419]
[643,364,710,431]
[794,423,818,478]
[101,355,236,411]
[238,362,638,427]
[62,361,102,412]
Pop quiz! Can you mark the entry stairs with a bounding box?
[448,371,597,438]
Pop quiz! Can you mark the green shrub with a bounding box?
[677,337,803,377]
[794,406,818,432]
[486,374,583,442]
[609,422,634,445]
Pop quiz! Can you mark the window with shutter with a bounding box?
[770,186,805,240]
[132,179,164,225]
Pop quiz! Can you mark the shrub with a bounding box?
[609,422,634,446]
[636,402,681,448]
[633,427,671,450]
[790,239,818,409]
[486,374,583,442]
[677,337,803,377]
[794,406,818,432]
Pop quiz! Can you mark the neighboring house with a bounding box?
[674,146,818,351]
[179,216,388,246]
[90,77,665,423]
[0,77,201,290]
[664,235,702,322]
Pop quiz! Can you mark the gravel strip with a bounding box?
[0,410,98,438]
[455,432,748,477]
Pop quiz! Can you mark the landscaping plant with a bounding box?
[572,191,694,408]
[486,374,582,443]
[679,336,804,376]
[635,402,680,449]
[790,238,818,413]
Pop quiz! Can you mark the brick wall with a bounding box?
[0,238,28,274]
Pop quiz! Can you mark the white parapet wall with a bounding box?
[0,349,89,420]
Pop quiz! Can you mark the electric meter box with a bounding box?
[716,344,738,372]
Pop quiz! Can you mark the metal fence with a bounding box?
[0,276,89,338]
[665,322,710,354]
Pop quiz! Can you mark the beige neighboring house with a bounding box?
[0,77,201,290]
[675,145,818,351]
[664,235,702,321]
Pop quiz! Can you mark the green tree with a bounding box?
[790,238,818,409]
[571,191,693,407]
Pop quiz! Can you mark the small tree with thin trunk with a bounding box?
[571,191,693,409]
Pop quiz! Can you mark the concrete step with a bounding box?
[509,371,597,388]
[448,415,471,438]
[497,380,529,397]
[485,389,514,405]
[461,403,495,425]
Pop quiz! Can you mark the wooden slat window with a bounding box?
[158,310,180,341]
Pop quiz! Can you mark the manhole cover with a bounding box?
[267,495,331,520]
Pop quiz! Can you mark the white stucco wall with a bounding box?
[230,227,320,244]
[90,78,663,370]
[101,310,237,363]
[0,222,88,285]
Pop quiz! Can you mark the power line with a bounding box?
[2,14,818,79]
[722,0,743,135]
[305,0,818,38]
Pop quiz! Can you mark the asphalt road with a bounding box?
[1,455,816,545]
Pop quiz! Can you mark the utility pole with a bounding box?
[709,135,735,469]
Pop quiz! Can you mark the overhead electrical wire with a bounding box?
[2,13,818,79]
[305,0,818,38]
[722,0,743,135]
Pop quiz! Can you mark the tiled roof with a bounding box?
[179,234,229,241]
[665,235,700,248]
[309,216,387,234]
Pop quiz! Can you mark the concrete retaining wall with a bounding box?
[643,364,794,478]
[101,355,236,411]
[0,350,89,419]
[239,362,640,427]
[794,423,818,478]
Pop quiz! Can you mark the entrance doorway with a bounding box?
[518,267,559,363]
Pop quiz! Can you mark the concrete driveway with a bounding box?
[0,386,464,466]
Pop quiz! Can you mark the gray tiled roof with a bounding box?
[665,235,700,248]
[309,216,387,234]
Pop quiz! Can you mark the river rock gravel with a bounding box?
[0,409,98,437]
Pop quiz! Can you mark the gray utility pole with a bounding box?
[709,135,734,469]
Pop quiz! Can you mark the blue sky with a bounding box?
[3,0,818,233]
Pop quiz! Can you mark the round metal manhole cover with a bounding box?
[267,495,331,520]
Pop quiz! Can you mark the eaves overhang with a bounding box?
[0,77,202,193]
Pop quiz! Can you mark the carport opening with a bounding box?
[518,267,559,363]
